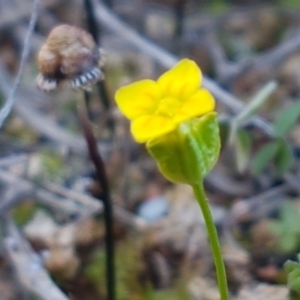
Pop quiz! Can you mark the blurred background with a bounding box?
[1,0,300,299]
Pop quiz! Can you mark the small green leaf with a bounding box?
[274,139,294,175]
[285,258,300,294]
[285,260,299,274]
[280,202,300,233]
[229,81,277,145]
[269,202,300,253]
[234,81,277,125]
[218,119,230,150]
[252,141,279,174]
[147,113,220,184]
[273,102,300,137]
[280,234,299,253]
[235,129,252,173]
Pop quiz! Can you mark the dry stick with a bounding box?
[0,0,39,128]
[0,166,146,230]
[203,33,243,85]
[225,183,290,229]
[222,184,289,251]
[229,30,300,82]
[44,182,148,230]
[2,218,69,300]
[0,0,60,28]
[0,169,98,218]
[77,98,116,300]
[0,154,28,167]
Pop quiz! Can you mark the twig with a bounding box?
[44,182,148,230]
[202,32,243,84]
[0,0,59,29]
[243,30,300,74]
[0,169,100,218]
[0,166,147,231]
[2,217,69,300]
[206,168,253,197]
[0,185,33,218]
[0,154,28,167]
[0,0,40,128]
[219,31,300,84]
[84,0,112,124]
[77,99,116,300]
[224,184,290,229]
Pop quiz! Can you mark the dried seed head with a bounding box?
[36,24,104,92]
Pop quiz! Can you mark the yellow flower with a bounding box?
[115,59,215,143]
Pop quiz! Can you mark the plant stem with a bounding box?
[192,182,228,300]
[78,99,116,300]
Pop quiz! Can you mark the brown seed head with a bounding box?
[36,24,104,92]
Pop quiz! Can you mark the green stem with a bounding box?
[192,182,228,300]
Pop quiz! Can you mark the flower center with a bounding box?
[155,96,181,117]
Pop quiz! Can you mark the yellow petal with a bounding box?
[157,59,202,99]
[115,80,161,120]
[131,115,176,143]
[173,88,215,124]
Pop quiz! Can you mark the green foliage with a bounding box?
[226,83,299,176]
[234,129,252,173]
[84,238,144,300]
[273,139,294,175]
[228,81,293,175]
[279,0,300,9]
[252,141,279,175]
[251,101,300,175]
[144,281,190,300]
[229,81,277,145]
[235,82,277,129]
[12,201,38,226]
[269,201,300,254]
[284,254,300,295]
[273,102,300,138]
[40,150,65,183]
[207,0,229,13]
[252,138,294,176]
[147,112,220,184]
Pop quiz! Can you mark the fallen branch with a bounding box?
[2,217,69,300]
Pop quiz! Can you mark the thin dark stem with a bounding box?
[97,77,111,113]
[84,0,100,43]
[102,0,113,9]
[84,0,112,121]
[173,0,186,54]
[78,94,116,300]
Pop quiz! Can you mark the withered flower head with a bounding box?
[36,24,104,92]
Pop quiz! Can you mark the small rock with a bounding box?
[137,196,169,223]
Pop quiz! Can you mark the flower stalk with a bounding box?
[192,182,228,300]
